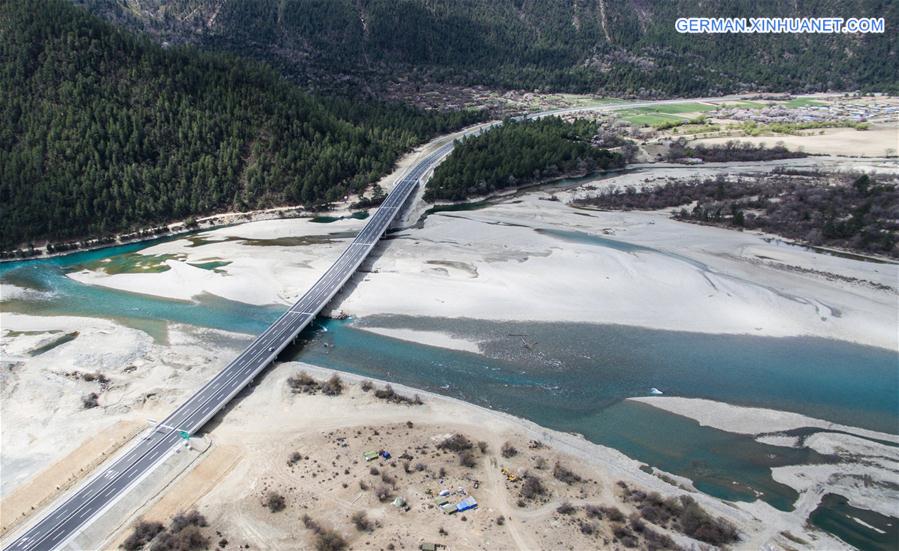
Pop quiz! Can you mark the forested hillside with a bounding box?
[426,118,624,201]
[75,0,898,97]
[0,0,482,250]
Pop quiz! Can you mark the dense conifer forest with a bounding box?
[76,0,899,96]
[0,0,482,249]
[425,118,624,201]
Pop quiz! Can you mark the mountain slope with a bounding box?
[0,0,481,249]
[75,0,898,96]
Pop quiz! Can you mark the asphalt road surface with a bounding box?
[3,141,454,551]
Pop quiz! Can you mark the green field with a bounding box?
[783,98,827,108]
[632,102,717,114]
[613,102,718,127]
[720,101,767,109]
[671,123,722,134]
[617,111,685,126]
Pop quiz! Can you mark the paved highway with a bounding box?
[2,141,455,551]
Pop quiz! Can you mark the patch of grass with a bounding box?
[187,260,231,272]
[719,100,766,109]
[737,120,868,136]
[670,123,721,135]
[72,252,185,275]
[634,102,716,114]
[783,98,826,108]
[618,111,685,127]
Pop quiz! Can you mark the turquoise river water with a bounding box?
[1,236,896,550]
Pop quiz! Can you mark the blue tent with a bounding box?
[456,496,478,512]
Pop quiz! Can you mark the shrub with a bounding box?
[630,491,683,525]
[552,462,582,485]
[264,492,286,513]
[601,506,625,523]
[151,525,208,551]
[643,526,676,550]
[629,513,645,533]
[288,372,318,394]
[351,511,373,532]
[534,456,547,470]
[302,514,320,531]
[496,516,505,526]
[288,451,302,466]
[361,380,373,391]
[458,450,476,468]
[82,392,99,409]
[313,529,347,551]
[678,498,739,545]
[372,384,422,405]
[477,441,488,453]
[584,504,603,519]
[437,434,473,452]
[169,511,207,532]
[500,442,518,458]
[520,476,547,500]
[321,374,343,396]
[556,502,575,515]
[579,521,597,535]
[122,521,164,550]
[380,472,396,487]
[374,484,392,502]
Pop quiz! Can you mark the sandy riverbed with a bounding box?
[3,316,849,550]
[64,162,898,351]
[632,397,899,521]
[0,313,247,497]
